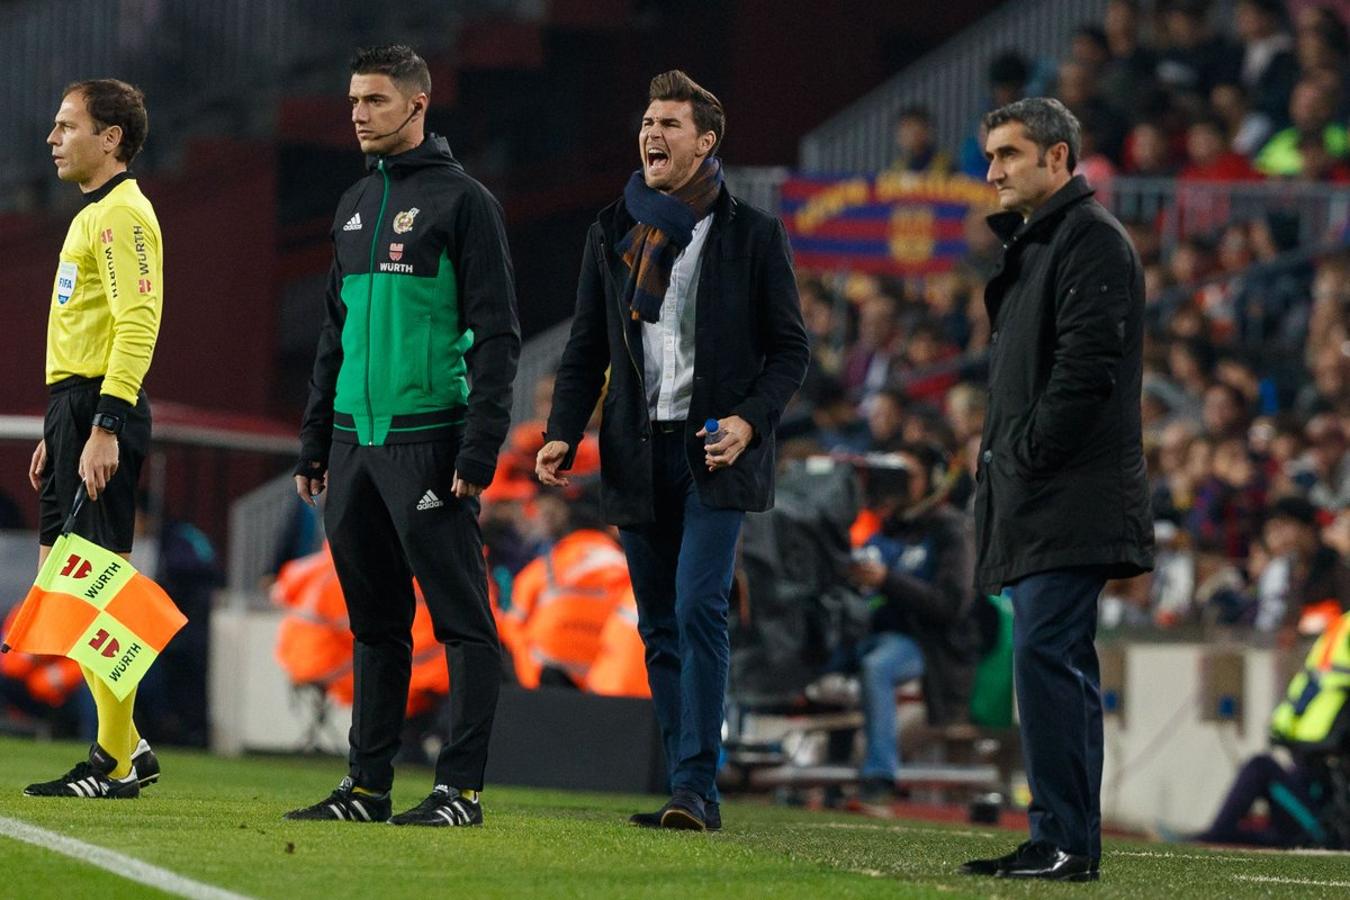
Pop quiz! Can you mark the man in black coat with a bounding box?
[537,70,808,831]
[960,98,1153,882]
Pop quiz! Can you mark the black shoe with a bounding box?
[131,739,160,788]
[994,841,1096,881]
[660,789,706,831]
[283,777,391,822]
[629,791,712,832]
[23,743,139,799]
[389,786,483,827]
[960,840,1032,876]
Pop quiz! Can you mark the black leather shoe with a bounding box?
[705,801,721,832]
[997,842,1095,881]
[959,841,1033,876]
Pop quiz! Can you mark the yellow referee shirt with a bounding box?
[46,173,162,410]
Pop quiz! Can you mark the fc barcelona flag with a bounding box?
[2,513,186,700]
[780,172,997,275]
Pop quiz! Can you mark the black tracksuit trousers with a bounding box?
[324,438,501,792]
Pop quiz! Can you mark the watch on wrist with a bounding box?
[91,413,123,436]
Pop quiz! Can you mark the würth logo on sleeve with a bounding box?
[100,228,113,244]
[389,243,404,262]
[138,278,152,294]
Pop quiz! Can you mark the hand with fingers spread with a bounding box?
[78,429,119,500]
[698,416,753,471]
[535,440,571,487]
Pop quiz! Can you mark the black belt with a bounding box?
[651,420,685,434]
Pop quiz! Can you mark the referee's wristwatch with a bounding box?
[91,412,123,436]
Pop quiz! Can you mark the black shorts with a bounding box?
[39,377,151,552]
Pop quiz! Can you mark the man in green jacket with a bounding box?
[286,44,520,828]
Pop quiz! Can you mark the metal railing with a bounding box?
[725,168,1350,257]
[800,0,1115,173]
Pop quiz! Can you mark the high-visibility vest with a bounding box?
[1271,609,1350,750]
[585,590,651,699]
[507,530,629,688]
[273,545,449,716]
[0,607,83,707]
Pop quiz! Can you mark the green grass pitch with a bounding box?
[0,735,1346,898]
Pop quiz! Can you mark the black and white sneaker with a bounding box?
[283,777,391,822]
[23,743,139,799]
[131,739,160,788]
[389,785,483,827]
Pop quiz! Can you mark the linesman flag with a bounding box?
[2,507,186,700]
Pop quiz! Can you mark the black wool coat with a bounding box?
[545,187,810,526]
[973,175,1154,593]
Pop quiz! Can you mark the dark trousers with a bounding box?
[619,428,743,802]
[1008,566,1108,859]
[1197,754,1321,847]
[325,439,501,792]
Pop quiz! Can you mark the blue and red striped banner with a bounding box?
[780,173,996,275]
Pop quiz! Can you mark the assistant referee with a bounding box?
[23,79,164,800]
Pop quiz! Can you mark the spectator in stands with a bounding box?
[1055,60,1127,162]
[1303,415,1350,510]
[1255,495,1349,630]
[808,376,872,454]
[1124,120,1178,175]
[1188,435,1265,561]
[1210,82,1276,157]
[1070,25,1112,72]
[843,291,903,403]
[1295,6,1350,87]
[1255,78,1349,176]
[1234,0,1300,120]
[1181,116,1264,181]
[1155,0,1241,103]
[1101,0,1159,117]
[1295,345,1349,420]
[1295,130,1350,181]
[847,444,977,805]
[865,388,907,453]
[889,106,951,175]
[1202,381,1252,440]
[959,53,1031,178]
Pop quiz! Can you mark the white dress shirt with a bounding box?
[642,213,712,421]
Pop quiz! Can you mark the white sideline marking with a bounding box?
[1233,874,1350,889]
[0,815,251,900]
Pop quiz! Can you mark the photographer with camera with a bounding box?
[848,444,981,804]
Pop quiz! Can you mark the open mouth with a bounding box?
[645,146,670,174]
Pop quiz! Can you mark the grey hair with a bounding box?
[983,97,1081,172]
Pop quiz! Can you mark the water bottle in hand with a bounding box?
[704,418,721,446]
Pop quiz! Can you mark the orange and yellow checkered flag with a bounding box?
[2,529,186,701]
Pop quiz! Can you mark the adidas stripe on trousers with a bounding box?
[325,439,501,792]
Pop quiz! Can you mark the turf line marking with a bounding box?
[0,815,251,900]
[1113,850,1256,863]
[1233,874,1350,889]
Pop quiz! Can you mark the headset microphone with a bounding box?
[368,103,422,141]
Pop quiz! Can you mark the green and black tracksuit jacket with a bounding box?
[297,135,521,486]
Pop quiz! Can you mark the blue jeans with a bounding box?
[619,429,743,802]
[1008,567,1108,860]
[858,632,925,780]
